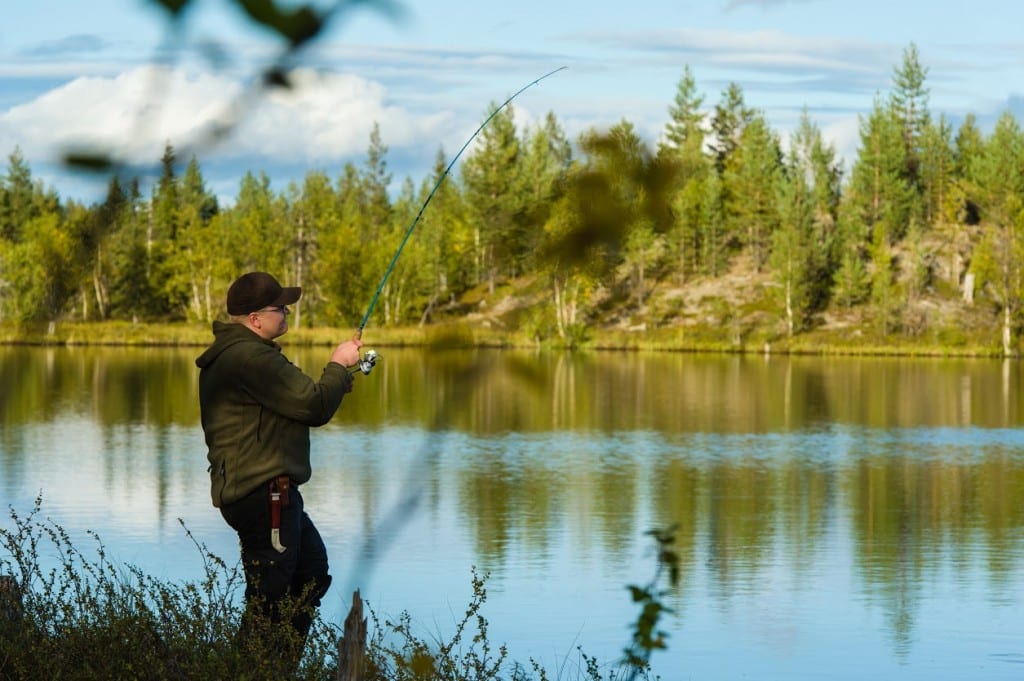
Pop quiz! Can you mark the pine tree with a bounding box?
[316,162,367,325]
[413,147,471,324]
[710,82,756,174]
[843,97,915,243]
[889,42,931,191]
[152,143,180,243]
[832,247,870,309]
[699,171,728,277]
[232,171,280,272]
[143,143,189,317]
[919,116,954,227]
[662,66,705,153]
[518,112,573,273]
[362,122,392,231]
[173,156,221,321]
[788,109,842,307]
[869,223,899,336]
[952,114,986,225]
[284,170,336,327]
[769,124,824,336]
[78,176,129,320]
[770,181,811,337]
[660,66,711,283]
[969,112,1024,355]
[461,103,525,290]
[668,168,710,282]
[107,178,150,322]
[723,115,783,269]
[0,147,40,242]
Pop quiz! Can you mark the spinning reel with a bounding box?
[354,349,379,376]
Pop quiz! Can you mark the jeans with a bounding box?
[220,482,332,668]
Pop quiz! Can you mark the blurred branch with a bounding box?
[622,525,680,680]
[62,0,406,180]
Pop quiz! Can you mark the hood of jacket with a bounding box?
[195,320,278,369]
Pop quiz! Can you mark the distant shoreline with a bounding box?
[0,320,1008,358]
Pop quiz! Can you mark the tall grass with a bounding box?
[1,498,672,680]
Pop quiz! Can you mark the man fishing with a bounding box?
[195,271,362,670]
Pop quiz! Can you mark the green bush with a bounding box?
[2,498,671,680]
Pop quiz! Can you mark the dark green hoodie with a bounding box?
[195,321,353,507]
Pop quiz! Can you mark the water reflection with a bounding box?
[5,346,1024,430]
[2,346,1023,678]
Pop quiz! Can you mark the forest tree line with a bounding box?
[0,44,1022,349]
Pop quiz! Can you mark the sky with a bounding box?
[1,0,1022,205]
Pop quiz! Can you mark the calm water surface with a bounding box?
[2,345,1023,679]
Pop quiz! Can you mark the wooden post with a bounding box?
[336,589,367,681]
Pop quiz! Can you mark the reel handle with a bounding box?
[352,349,379,376]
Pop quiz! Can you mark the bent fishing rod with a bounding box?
[350,66,567,376]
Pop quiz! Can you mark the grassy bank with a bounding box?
[0,320,511,349]
[0,319,1008,358]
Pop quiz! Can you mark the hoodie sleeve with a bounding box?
[238,344,353,426]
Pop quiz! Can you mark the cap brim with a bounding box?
[271,286,301,307]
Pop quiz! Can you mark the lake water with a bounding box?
[2,345,1024,679]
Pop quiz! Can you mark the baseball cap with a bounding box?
[226,272,301,315]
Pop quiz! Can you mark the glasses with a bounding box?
[257,305,289,315]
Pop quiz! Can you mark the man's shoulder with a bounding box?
[197,322,275,369]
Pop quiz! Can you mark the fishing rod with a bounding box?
[355,65,568,357]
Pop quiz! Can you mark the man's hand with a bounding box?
[330,335,363,367]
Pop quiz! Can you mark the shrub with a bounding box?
[2,498,673,680]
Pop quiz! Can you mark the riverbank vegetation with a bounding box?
[1,498,675,680]
[0,46,1022,357]
[0,315,1005,358]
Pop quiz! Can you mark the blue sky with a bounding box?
[2,0,1022,204]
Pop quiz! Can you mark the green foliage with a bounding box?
[698,171,728,277]
[845,98,916,242]
[622,527,680,680]
[868,224,900,336]
[236,0,325,48]
[661,66,705,154]
[889,42,931,190]
[920,115,954,225]
[659,68,712,283]
[3,31,1024,349]
[0,497,324,680]
[618,219,665,303]
[723,116,783,269]
[0,148,41,242]
[2,499,669,681]
[770,182,812,336]
[833,248,870,309]
[709,82,756,174]
[361,561,669,681]
[461,103,528,288]
[2,213,82,321]
[367,567,511,680]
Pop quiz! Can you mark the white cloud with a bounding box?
[233,68,450,163]
[1,66,235,162]
[821,115,861,171]
[0,64,451,170]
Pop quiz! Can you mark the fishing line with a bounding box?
[356,65,568,339]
